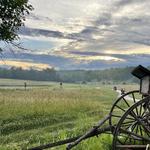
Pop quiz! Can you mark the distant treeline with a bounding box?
[0,66,149,83]
[58,67,138,83]
[0,67,59,81]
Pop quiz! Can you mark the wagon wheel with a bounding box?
[109,90,143,129]
[112,96,150,150]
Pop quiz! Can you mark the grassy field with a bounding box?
[0,79,139,150]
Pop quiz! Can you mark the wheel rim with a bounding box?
[109,90,143,129]
[112,96,150,150]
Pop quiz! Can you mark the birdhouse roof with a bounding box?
[131,65,150,79]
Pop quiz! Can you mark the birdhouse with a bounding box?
[132,65,150,95]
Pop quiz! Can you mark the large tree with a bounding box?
[0,0,33,43]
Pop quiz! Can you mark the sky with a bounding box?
[1,0,150,70]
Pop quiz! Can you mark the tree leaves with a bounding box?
[0,0,33,42]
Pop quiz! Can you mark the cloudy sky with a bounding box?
[1,0,150,70]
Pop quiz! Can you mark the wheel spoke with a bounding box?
[112,97,150,149]
[139,103,143,116]
[120,128,150,142]
[121,123,135,128]
[112,114,135,120]
[124,123,137,144]
[134,125,139,144]
[115,105,126,112]
[116,136,124,145]
[109,90,141,130]
[147,103,150,112]
[141,106,148,116]
[122,120,135,124]
[130,110,150,133]
[143,127,150,137]
[121,120,135,126]
[139,126,146,144]
[132,93,139,115]
[122,97,130,107]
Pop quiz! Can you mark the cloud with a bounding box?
[2,51,150,70]
[4,0,150,69]
[28,13,53,22]
[19,27,64,39]
[0,60,52,70]
[25,1,150,46]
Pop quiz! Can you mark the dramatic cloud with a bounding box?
[1,0,150,69]
[0,60,52,70]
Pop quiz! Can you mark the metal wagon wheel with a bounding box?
[112,96,150,150]
[109,90,143,129]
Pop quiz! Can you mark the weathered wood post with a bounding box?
[24,82,27,90]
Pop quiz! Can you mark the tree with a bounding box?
[0,0,33,43]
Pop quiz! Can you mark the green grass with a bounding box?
[0,81,138,150]
[0,78,55,85]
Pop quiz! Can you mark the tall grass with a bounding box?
[0,83,137,150]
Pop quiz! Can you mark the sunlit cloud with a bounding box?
[105,47,150,55]
[0,60,52,70]
[49,49,125,64]
[74,56,125,63]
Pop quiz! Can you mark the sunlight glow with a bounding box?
[76,56,125,62]
[51,50,125,63]
[0,60,52,70]
[105,48,150,55]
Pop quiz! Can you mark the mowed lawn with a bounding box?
[0,81,138,150]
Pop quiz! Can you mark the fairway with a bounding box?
[0,80,138,150]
